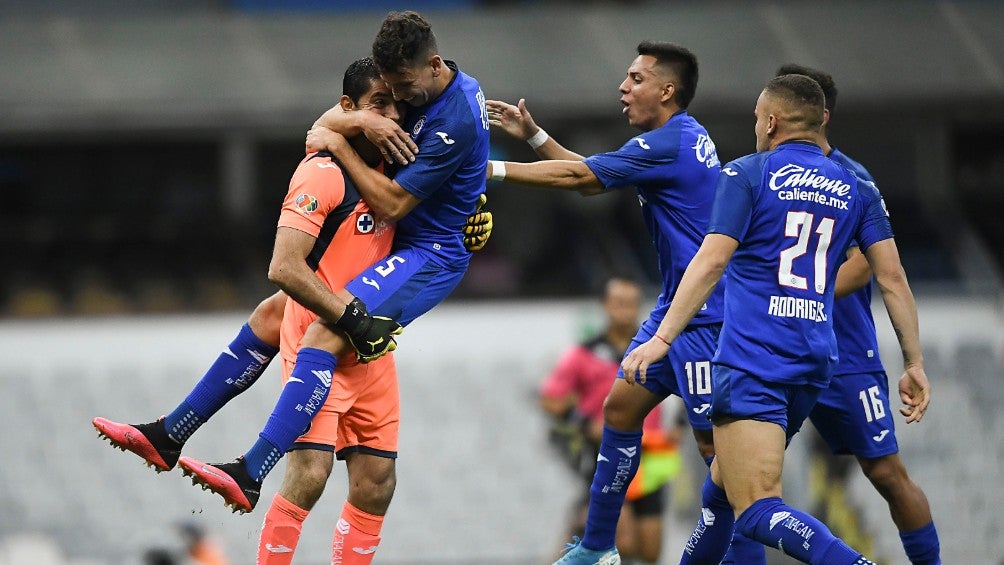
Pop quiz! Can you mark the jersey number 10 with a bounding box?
[779,211,835,295]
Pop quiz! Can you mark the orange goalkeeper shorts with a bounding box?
[280,353,399,459]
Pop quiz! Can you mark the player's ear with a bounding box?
[767,113,777,135]
[821,108,831,128]
[429,54,443,77]
[339,95,356,111]
[661,82,676,104]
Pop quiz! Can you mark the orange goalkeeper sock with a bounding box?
[258,493,309,564]
[331,501,384,565]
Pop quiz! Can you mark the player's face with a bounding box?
[619,55,672,132]
[355,80,403,124]
[604,280,641,333]
[754,90,772,152]
[381,57,439,107]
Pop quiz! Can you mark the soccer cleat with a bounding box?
[553,537,620,565]
[177,456,261,514]
[93,416,182,472]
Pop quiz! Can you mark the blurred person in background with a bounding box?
[779,63,941,565]
[540,276,684,565]
[95,55,491,565]
[622,74,930,564]
[487,41,763,565]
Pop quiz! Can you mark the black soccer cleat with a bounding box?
[93,416,183,472]
[177,456,261,514]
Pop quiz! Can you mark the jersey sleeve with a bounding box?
[540,346,586,399]
[583,133,675,189]
[393,115,476,200]
[854,179,895,250]
[706,163,754,241]
[278,155,346,237]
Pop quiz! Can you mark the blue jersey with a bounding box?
[829,148,885,375]
[392,61,489,268]
[584,110,724,326]
[708,141,893,386]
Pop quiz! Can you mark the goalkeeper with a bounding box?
[540,277,683,565]
[94,56,492,563]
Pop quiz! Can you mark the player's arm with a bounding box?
[862,238,930,423]
[488,159,604,196]
[268,227,402,362]
[834,246,872,298]
[486,98,586,161]
[310,105,417,165]
[267,227,351,324]
[320,131,421,221]
[623,234,738,385]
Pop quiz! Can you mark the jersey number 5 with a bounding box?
[778,211,834,295]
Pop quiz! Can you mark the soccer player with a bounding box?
[486,41,762,565]
[776,63,941,565]
[622,74,931,564]
[94,57,490,565]
[540,277,684,565]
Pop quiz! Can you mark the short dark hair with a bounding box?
[342,57,382,103]
[372,11,438,73]
[777,63,838,112]
[637,41,699,108]
[765,74,825,131]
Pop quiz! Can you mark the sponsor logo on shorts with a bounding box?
[872,430,890,442]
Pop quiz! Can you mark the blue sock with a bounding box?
[242,347,336,482]
[695,457,767,565]
[736,497,875,564]
[164,323,278,443]
[580,426,642,551]
[680,474,735,564]
[899,522,940,565]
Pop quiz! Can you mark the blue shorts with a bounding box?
[809,371,899,459]
[616,320,720,431]
[710,365,823,443]
[346,247,467,327]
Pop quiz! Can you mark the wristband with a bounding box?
[489,160,507,181]
[526,128,549,149]
[654,333,671,347]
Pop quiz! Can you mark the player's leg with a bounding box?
[93,291,286,472]
[715,371,875,564]
[344,248,466,328]
[613,503,639,560]
[557,319,670,564]
[332,452,396,565]
[258,448,334,565]
[180,321,350,512]
[816,371,941,564]
[856,454,940,564]
[624,485,666,564]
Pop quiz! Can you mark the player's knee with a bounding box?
[301,319,350,356]
[860,455,909,495]
[350,467,396,510]
[601,395,645,430]
[248,291,286,346]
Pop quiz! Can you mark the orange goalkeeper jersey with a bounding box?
[276,151,395,364]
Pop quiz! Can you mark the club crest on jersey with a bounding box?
[296,194,318,214]
[412,116,426,137]
[356,213,376,234]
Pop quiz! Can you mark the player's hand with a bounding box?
[359,112,418,165]
[334,298,404,363]
[463,193,493,252]
[898,364,931,423]
[305,125,343,154]
[621,337,671,385]
[486,98,540,142]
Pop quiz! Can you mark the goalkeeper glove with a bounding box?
[463,193,494,252]
[333,297,403,363]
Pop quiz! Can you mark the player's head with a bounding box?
[777,63,837,129]
[755,74,825,152]
[602,276,642,334]
[620,41,699,131]
[371,11,444,107]
[340,57,402,124]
